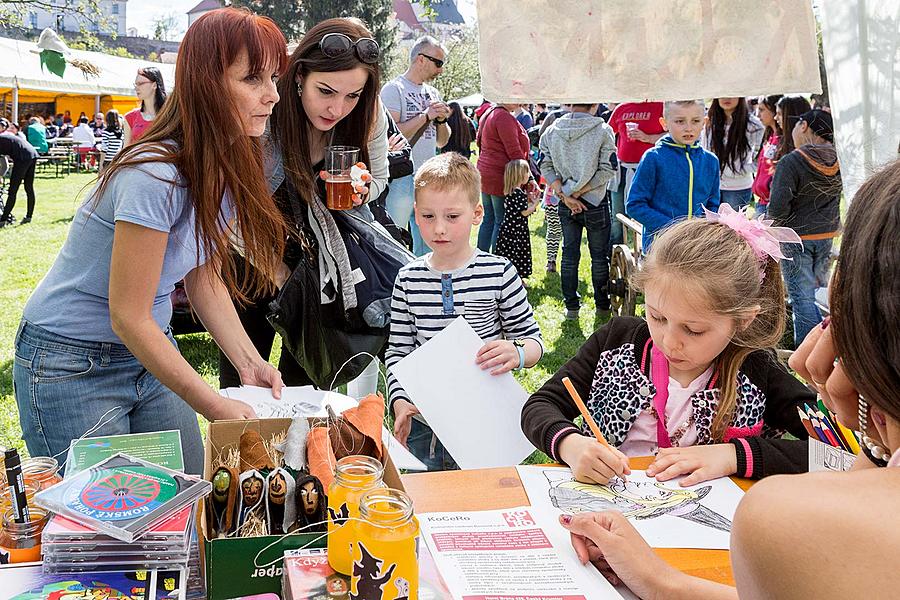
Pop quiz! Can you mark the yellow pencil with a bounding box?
[834,417,861,454]
[562,376,629,481]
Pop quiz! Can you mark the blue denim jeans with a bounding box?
[476,193,506,252]
[384,174,414,230]
[406,418,458,471]
[13,320,204,474]
[559,199,611,311]
[781,239,833,347]
[386,174,428,257]
[720,188,753,210]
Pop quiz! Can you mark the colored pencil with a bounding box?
[804,404,829,444]
[818,406,851,449]
[797,407,819,440]
[833,414,861,454]
[561,376,628,481]
[817,410,851,452]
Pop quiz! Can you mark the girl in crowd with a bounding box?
[13,8,289,474]
[218,17,389,390]
[124,66,167,145]
[702,98,764,210]
[750,94,782,216]
[773,95,812,161]
[522,205,814,485]
[495,159,537,280]
[476,102,530,252]
[441,101,475,159]
[100,109,124,171]
[560,160,900,599]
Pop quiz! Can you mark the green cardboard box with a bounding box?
[201,418,405,599]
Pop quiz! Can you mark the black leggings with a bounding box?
[1,157,37,221]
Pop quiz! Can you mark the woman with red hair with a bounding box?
[13,8,289,474]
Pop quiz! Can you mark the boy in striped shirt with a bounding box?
[386,153,544,470]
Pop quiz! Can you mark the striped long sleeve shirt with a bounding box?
[386,250,544,411]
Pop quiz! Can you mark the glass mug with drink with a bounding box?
[324,145,359,211]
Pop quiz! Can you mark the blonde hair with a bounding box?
[631,218,787,441]
[503,159,531,196]
[414,152,481,205]
[663,99,706,118]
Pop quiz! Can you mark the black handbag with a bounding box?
[266,251,386,390]
[265,180,390,389]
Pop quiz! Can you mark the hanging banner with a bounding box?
[819,0,900,203]
[476,0,822,102]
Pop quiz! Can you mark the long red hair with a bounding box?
[97,7,288,303]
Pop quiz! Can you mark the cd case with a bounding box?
[35,452,211,543]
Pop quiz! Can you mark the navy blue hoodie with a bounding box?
[626,134,721,251]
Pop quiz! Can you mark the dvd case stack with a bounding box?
[34,452,211,593]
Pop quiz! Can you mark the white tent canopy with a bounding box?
[0,35,175,118]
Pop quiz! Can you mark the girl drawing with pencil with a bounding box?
[522,204,815,485]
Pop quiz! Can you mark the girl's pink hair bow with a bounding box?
[703,204,802,273]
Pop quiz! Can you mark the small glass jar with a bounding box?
[0,506,50,563]
[0,480,40,520]
[327,455,384,575]
[21,456,62,490]
[351,488,419,600]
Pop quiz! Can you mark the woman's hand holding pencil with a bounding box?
[559,377,631,484]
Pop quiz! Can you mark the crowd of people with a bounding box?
[5,7,900,597]
[0,66,166,226]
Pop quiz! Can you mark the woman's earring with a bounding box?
[296,80,302,97]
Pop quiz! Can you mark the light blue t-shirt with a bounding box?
[24,159,229,343]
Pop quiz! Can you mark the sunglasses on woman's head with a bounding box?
[319,33,380,64]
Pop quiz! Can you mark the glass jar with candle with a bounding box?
[0,506,50,563]
[21,457,62,490]
[327,455,384,575]
[351,488,419,600]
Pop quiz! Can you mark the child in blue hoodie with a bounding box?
[627,100,721,251]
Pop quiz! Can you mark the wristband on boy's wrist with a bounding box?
[512,339,526,371]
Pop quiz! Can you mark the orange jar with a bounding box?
[327,455,384,575]
[21,457,62,490]
[0,506,50,563]
[351,488,419,600]
[0,480,39,520]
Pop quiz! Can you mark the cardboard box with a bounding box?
[201,418,405,600]
[808,438,856,472]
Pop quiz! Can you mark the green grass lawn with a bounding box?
[0,172,608,463]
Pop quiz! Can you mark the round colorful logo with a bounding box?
[67,466,179,521]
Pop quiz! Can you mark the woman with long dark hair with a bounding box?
[13,8,290,474]
[441,101,475,158]
[124,66,167,145]
[701,97,764,209]
[217,17,390,390]
[773,95,812,161]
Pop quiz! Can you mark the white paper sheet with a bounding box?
[219,386,428,471]
[219,385,357,418]
[420,507,624,600]
[476,0,821,102]
[516,466,744,550]
[382,426,428,471]
[390,317,536,470]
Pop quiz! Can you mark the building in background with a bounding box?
[187,0,222,27]
[21,0,127,36]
